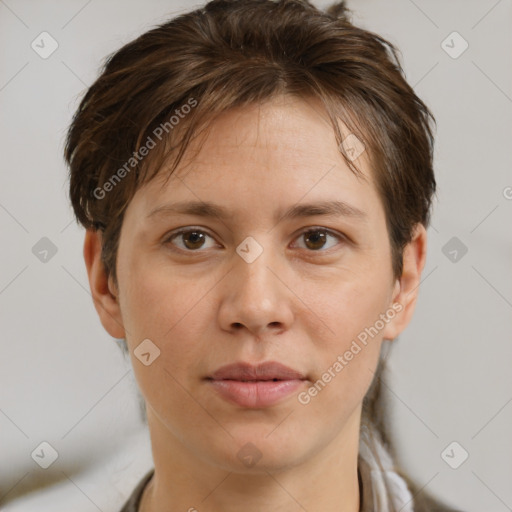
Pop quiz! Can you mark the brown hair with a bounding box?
[64,0,458,509]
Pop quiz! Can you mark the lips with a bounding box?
[208,361,307,381]
[206,361,308,408]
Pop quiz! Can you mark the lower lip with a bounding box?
[207,379,306,408]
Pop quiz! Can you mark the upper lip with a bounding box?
[207,361,307,381]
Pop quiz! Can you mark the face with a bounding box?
[95,94,416,473]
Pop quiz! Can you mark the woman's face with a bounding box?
[108,95,406,472]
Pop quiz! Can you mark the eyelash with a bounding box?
[163,227,347,254]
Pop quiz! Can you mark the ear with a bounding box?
[83,229,126,339]
[381,223,428,341]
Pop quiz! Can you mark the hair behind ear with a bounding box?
[361,342,463,512]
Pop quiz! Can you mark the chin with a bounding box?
[206,428,308,473]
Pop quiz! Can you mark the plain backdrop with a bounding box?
[1,0,511,510]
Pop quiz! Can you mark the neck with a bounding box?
[140,405,362,512]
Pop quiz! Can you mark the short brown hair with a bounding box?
[64,0,436,289]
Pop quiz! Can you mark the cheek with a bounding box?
[302,269,391,401]
[312,269,393,348]
[119,261,208,340]
[117,261,213,380]
[120,271,215,420]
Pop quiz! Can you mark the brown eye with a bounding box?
[181,231,206,250]
[304,230,327,250]
[295,228,342,251]
[166,229,217,251]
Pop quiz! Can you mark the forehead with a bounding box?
[130,94,382,223]
[174,95,368,175]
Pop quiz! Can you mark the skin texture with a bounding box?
[84,94,427,512]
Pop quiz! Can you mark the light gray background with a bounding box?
[1,0,511,510]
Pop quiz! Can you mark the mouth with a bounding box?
[207,360,307,381]
[205,361,308,408]
[208,376,301,382]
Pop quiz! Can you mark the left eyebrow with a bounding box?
[278,200,367,222]
[146,199,367,223]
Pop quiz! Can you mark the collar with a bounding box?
[358,423,415,512]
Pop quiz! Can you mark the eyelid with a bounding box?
[163,225,347,253]
[290,226,347,253]
[163,227,220,251]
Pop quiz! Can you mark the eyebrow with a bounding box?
[147,200,367,223]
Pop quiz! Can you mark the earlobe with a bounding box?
[382,224,428,341]
[83,230,126,339]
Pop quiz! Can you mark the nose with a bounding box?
[217,237,294,338]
